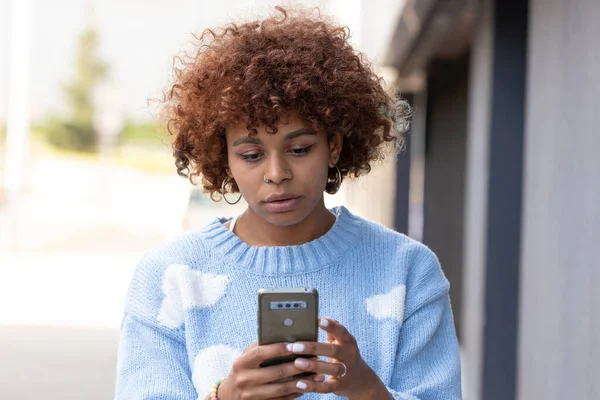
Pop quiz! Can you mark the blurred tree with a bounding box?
[119,121,168,145]
[45,28,108,152]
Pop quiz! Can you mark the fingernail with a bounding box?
[286,343,293,352]
[294,358,309,368]
[292,343,305,352]
[320,318,329,327]
[296,380,307,390]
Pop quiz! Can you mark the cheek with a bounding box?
[312,164,330,184]
[227,157,252,192]
[298,154,330,188]
[230,168,256,194]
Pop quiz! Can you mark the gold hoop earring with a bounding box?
[327,165,343,194]
[221,176,242,205]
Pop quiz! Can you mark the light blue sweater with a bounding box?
[115,206,462,399]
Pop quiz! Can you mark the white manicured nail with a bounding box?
[320,318,329,327]
[296,381,307,390]
[292,343,305,352]
[286,343,293,352]
[295,358,309,368]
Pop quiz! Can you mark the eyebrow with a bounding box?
[232,128,317,146]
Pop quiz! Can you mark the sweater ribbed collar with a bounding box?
[200,206,362,275]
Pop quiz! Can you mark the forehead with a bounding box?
[226,112,308,137]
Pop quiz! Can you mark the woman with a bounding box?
[115,6,461,400]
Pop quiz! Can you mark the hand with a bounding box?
[287,318,388,399]
[217,341,326,400]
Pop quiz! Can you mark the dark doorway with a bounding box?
[422,54,469,341]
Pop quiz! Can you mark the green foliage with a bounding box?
[44,28,107,152]
[119,121,168,145]
[44,117,98,152]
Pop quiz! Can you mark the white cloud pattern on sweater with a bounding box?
[157,264,230,329]
[366,284,406,324]
[192,345,240,396]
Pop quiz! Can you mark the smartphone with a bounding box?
[257,288,318,376]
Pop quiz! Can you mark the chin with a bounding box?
[262,210,310,227]
[250,204,312,228]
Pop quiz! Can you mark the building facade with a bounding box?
[383,0,600,399]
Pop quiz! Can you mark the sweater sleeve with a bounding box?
[114,253,198,400]
[386,248,462,400]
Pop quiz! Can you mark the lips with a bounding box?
[262,193,303,213]
[264,193,300,203]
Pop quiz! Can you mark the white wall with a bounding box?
[518,0,600,398]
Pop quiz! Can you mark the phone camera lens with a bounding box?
[285,303,291,308]
[293,303,299,308]
[277,304,283,308]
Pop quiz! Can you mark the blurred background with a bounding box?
[0,0,598,399]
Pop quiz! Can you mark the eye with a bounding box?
[288,144,315,156]
[238,153,263,162]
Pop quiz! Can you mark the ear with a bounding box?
[328,133,343,168]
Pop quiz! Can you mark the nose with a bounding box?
[264,154,291,184]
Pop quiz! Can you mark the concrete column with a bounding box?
[461,0,494,398]
[518,0,600,398]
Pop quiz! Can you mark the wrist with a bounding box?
[208,377,226,400]
[347,367,392,400]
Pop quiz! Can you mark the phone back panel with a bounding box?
[258,288,319,345]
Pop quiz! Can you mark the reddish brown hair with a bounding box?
[161,6,410,196]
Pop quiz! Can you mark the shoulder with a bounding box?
[344,207,437,265]
[344,207,448,292]
[123,221,223,330]
[133,213,232,274]
[130,228,211,285]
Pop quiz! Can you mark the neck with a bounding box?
[235,199,335,247]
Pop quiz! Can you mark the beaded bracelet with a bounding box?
[209,378,225,400]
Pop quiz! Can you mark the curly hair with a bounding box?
[161,6,410,197]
